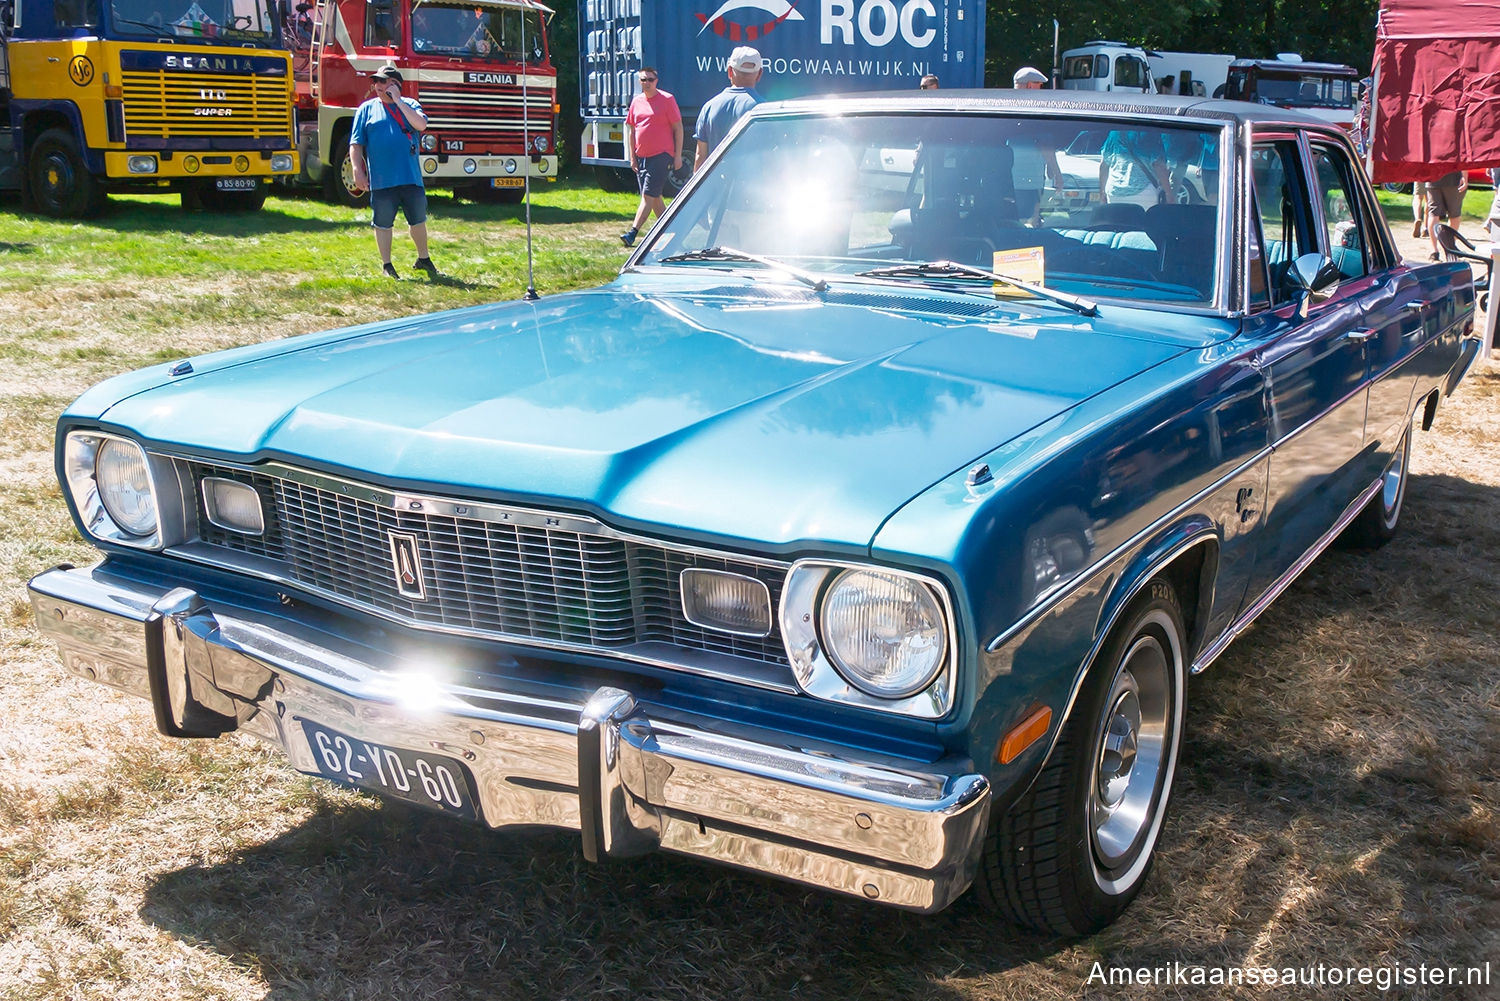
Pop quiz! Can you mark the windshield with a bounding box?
[111,0,275,41]
[642,113,1226,306]
[1253,73,1355,109]
[411,3,546,62]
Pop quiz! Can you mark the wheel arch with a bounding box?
[20,103,101,173]
[1016,522,1219,797]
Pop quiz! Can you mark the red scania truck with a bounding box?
[285,0,556,204]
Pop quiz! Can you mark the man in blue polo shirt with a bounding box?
[692,46,763,174]
[350,65,438,279]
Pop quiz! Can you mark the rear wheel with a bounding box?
[663,146,696,196]
[28,128,107,218]
[1341,418,1411,549]
[1381,181,1414,194]
[977,580,1186,935]
[324,138,369,208]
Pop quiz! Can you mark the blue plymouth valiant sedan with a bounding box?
[30,91,1479,935]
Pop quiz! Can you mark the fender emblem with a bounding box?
[388,531,427,600]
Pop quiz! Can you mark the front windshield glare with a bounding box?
[112,0,273,38]
[412,5,545,61]
[643,114,1225,306]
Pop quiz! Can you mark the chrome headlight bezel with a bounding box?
[62,431,182,550]
[779,559,957,719]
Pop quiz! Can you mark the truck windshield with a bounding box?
[1253,73,1354,108]
[411,3,545,62]
[110,0,275,40]
[642,113,1226,307]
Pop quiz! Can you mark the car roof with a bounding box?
[1229,59,1360,76]
[748,88,1341,130]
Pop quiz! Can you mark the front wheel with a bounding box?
[324,139,369,208]
[28,128,108,218]
[977,579,1186,935]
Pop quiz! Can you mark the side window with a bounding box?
[55,0,98,28]
[1095,55,1108,80]
[364,0,398,47]
[1249,140,1312,306]
[1115,57,1146,89]
[1309,144,1368,279]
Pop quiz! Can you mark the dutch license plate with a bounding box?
[302,720,477,819]
[492,177,525,188]
[215,178,258,191]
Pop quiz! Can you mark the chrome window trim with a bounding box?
[679,568,774,638]
[779,558,959,720]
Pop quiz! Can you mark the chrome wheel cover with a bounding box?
[1378,428,1409,529]
[1088,607,1183,892]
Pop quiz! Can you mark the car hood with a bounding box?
[89,275,1228,550]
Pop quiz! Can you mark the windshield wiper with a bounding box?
[857,260,1098,317]
[658,246,828,292]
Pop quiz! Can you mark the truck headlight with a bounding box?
[270,154,295,171]
[126,155,157,174]
[420,133,437,152]
[63,432,164,548]
[821,569,946,698]
[779,560,955,718]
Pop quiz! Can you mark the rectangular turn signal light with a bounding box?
[999,705,1053,764]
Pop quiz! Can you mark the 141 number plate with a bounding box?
[302,720,477,819]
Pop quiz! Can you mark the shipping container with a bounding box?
[578,0,985,188]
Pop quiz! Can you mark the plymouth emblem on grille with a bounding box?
[387,531,427,600]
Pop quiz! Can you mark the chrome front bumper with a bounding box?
[29,564,990,912]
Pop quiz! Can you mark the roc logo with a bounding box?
[68,55,95,86]
[694,0,803,41]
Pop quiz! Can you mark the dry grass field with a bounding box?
[0,190,1496,1001]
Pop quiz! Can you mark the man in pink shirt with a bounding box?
[620,67,683,247]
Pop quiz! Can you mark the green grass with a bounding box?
[1374,181,1495,231]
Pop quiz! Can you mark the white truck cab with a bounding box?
[1059,41,1155,94]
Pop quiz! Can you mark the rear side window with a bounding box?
[1310,143,1375,279]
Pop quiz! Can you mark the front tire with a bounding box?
[324,138,369,208]
[977,580,1186,935]
[28,128,107,218]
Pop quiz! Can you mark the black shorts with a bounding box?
[371,184,428,228]
[636,152,673,198]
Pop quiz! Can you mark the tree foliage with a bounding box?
[984,0,1382,85]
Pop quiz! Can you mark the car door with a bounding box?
[1304,138,1427,477]
[1236,134,1371,605]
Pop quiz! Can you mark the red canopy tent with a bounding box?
[1369,0,1500,182]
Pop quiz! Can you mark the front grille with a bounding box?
[419,83,553,149]
[187,463,789,668]
[121,71,293,139]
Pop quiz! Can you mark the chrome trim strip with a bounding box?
[986,446,1273,654]
[1190,471,1382,676]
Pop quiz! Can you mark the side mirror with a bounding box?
[1282,252,1342,314]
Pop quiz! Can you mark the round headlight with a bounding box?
[820,569,946,698]
[420,133,437,152]
[95,438,157,537]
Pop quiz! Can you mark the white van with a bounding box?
[1059,41,1155,94]
[1146,51,1236,97]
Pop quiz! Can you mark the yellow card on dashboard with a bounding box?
[993,247,1045,297]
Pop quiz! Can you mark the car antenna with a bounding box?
[521,2,538,301]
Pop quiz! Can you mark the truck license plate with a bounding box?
[215,178,259,191]
[492,177,525,188]
[302,720,478,819]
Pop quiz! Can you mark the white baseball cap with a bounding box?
[1013,66,1047,86]
[730,46,763,74]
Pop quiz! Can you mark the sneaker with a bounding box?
[413,257,439,277]
[619,228,638,248]
[382,262,399,279]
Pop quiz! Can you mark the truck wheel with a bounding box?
[1381,182,1414,194]
[28,128,107,218]
[594,166,637,194]
[324,140,369,208]
[663,147,696,196]
[976,580,1186,935]
[1341,418,1411,549]
[182,181,268,213]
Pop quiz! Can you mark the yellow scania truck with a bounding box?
[0,0,296,216]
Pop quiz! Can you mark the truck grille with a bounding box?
[121,71,292,140]
[419,83,554,150]
[185,463,791,669]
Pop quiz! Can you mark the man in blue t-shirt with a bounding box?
[350,66,438,279]
[692,46,762,174]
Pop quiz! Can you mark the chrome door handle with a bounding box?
[1343,327,1375,343]
[1403,300,1431,313]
